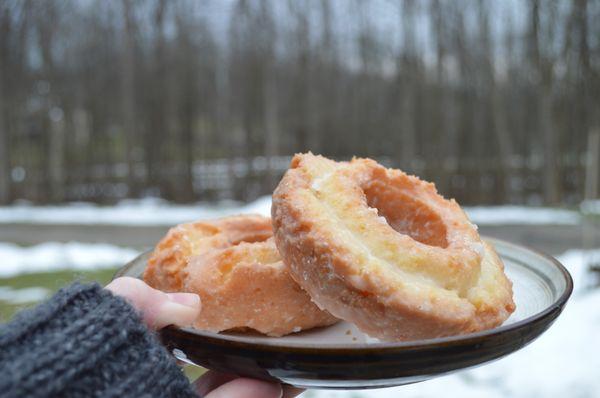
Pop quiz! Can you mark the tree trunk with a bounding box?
[120,0,138,197]
[263,68,279,191]
[148,0,168,194]
[398,0,417,171]
[37,2,65,203]
[540,87,560,203]
[0,7,10,204]
[0,81,8,205]
[48,111,66,202]
[530,0,560,204]
[584,130,599,201]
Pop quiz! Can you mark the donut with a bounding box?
[272,153,515,341]
[143,215,338,337]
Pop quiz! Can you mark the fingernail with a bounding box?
[166,293,201,309]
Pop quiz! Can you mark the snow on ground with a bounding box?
[0,196,594,395]
[0,197,582,226]
[0,242,140,278]
[581,199,600,215]
[0,197,272,226]
[466,205,581,225]
[0,286,52,304]
[310,248,600,398]
[0,239,598,396]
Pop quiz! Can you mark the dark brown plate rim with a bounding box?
[118,237,573,353]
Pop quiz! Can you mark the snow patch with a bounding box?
[0,240,597,396]
[465,206,581,225]
[581,199,600,215]
[0,196,272,226]
[0,242,140,278]
[0,198,581,226]
[310,249,599,398]
[0,286,51,304]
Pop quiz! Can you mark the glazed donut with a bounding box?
[272,153,515,341]
[143,215,338,337]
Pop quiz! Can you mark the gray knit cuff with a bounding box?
[0,283,197,398]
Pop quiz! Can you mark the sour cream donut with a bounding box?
[272,153,515,341]
[144,215,338,337]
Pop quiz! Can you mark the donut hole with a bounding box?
[363,183,448,248]
[187,224,219,241]
[228,227,273,246]
[215,240,280,275]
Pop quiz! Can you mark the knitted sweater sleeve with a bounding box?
[0,282,198,398]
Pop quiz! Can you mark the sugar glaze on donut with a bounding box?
[272,153,515,341]
[144,215,338,337]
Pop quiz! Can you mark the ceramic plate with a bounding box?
[114,238,572,389]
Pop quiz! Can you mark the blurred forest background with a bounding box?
[0,0,599,205]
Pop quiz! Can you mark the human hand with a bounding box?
[106,277,303,398]
[193,370,304,398]
[106,277,200,329]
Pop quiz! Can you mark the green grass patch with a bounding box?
[0,268,118,322]
[0,267,209,380]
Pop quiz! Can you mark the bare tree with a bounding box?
[120,0,139,196]
[258,0,279,190]
[529,0,560,204]
[395,0,418,171]
[1,0,598,205]
[33,1,67,202]
[0,3,11,204]
[314,0,340,155]
[430,0,457,193]
[478,0,514,202]
[287,0,313,152]
[146,0,169,194]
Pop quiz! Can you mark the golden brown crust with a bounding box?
[144,214,338,336]
[272,153,515,341]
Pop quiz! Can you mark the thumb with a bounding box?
[106,277,201,330]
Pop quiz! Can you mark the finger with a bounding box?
[193,370,238,397]
[283,385,304,397]
[106,277,200,329]
[194,371,300,398]
[204,378,282,398]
